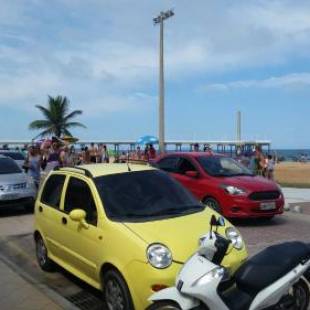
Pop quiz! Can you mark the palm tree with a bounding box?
[29,95,86,138]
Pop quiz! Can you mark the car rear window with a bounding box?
[0,158,22,174]
[0,152,25,160]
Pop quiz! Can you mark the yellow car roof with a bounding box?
[59,163,156,178]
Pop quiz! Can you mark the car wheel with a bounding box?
[35,234,54,272]
[147,301,181,310]
[203,197,221,214]
[103,269,134,310]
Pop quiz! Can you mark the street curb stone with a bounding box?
[0,252,79,310]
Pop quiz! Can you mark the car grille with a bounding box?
[0,183,27,192]
[249,191,281,201]
[12,183,27,190]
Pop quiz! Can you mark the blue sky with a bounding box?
[1,0,310,148]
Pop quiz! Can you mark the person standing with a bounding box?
[45,142,60,173]
[267,155,275,180]
[97,144,103,163]
[136,146,142,160]
[27,146,41,188]
[102,145,110,163]
[89,143,97,163]
[254,146,265,176]
[148,144,157,160]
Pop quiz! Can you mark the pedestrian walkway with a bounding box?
[0,258,64,310]
[282,187,310,204]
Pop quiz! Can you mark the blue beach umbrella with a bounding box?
[137,135,158,145]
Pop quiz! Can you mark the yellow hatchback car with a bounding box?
[34,164,247,310]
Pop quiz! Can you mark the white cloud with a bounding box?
[203,73,310,92]
[1,0,310,112]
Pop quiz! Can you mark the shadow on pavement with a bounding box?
[0,206,33,217]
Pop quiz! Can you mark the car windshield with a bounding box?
[0,152,25,160]
[0,158,22,174]
[95,170,205,222]
[197,156,253,177]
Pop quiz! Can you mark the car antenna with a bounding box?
[127,150,131,172]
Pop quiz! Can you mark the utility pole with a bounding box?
[237,110,241,141]
[153,9,174,153]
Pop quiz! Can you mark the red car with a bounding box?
[154,152,284,219]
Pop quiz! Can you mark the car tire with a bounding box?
[147,301,181,310]
[35,234,54,272]
[203,197,221,214]
[103,269,134,310]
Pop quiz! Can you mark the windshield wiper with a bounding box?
[230,173,254,177]
[148,205,204,216]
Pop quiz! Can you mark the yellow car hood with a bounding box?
[124,209,240,263]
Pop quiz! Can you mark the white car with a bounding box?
[0,150,26,169]
[0,155,36,211]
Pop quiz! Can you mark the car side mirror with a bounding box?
[185,170,199,178]
[69,209,89,229]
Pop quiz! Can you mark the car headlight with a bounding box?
[147,244,172,269]
[221,184,246,195]
[225,227,244,250]
[0,184,9,192]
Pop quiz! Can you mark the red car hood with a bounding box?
[219,175,280,192]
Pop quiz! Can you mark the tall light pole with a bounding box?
[237,110,241,141]
[153,9,174,153]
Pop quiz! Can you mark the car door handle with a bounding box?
[62,217,67,225]
[39,206,43,212]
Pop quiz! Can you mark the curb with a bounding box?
[0,252,79,310]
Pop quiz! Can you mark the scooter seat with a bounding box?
[235,241,309,295]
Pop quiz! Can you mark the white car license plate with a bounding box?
[260,202,276,210]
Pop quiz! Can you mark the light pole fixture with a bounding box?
[153,9,174,153]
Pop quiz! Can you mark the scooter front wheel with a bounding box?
[147,301,181,310]
[292,279,309,310]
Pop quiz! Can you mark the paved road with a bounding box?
[0,203,309,309]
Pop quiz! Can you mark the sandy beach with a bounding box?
[275,162,310,188]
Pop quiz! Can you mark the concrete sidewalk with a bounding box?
[282,187,310,204]
[0,258,63,310]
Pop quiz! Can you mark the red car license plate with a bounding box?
[260,202,276,210]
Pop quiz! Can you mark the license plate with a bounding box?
[260,202,276,210]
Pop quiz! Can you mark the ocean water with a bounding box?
[272,149,310,161]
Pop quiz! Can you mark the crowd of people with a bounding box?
[1,140,277,189]
[15,139,159,188]
[245,146,276,180]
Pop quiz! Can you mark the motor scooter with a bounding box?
[148,215,310,310]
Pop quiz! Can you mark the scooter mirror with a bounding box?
[217,217,225,227]
[210,215,217,226]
